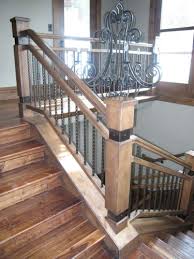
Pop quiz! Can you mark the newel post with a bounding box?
[180,151,194,218]
[10,17,30,117]
[105,97,136,233]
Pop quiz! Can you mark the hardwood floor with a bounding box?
[0,108,112,258]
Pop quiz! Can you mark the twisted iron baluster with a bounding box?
[36,60,41,108]
[60,87,65,134]
[42,64,47,111]
[75,104,79,154]
[54,81,58,125]
[27,50,33,104]
[84,115,87,165]
[47,73,52,116]
[68,96,72,144]
[101,137,105,187]
[92,126,96,176]
[32,56,37,107]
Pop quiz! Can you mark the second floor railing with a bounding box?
[11,17,194,234]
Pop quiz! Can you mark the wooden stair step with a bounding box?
[0,119,30,146]
[0,118,27,130]
[150,238,191,259]
[176,232,194,247]
[9,218,98,259]
[163,233,194,257]
[0,140,45,172]
[0,161,62,210]
[186,230,194,240]
[0,186,81,255]
[138,243,166,259]
[87,246,113,259]
[55,229,105,258]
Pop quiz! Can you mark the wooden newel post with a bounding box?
[105,97,136,233]
[180,151,194,217]
[10,17,31,117]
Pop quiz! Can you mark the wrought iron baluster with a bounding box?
[60,87,65,134]
[159,172,165,210]
[36,60,41,108]
[92,126,96,176]
[101,137,105,187]
[149,169,155,210]
[84,116,87,165]
[27,50,33,104]
[32,56,38,107]
[177,178,184,210]
[68,96,72,144]
[47,73,52,116]
[143,166,149,210]
[172,176,178,210]
[154,170,160,210]
[75,104,79,154]
[135,163,142,212]
[42,64,47,111]
[54,81,58,125]
[165,175,170,209]
[170,176,177,210]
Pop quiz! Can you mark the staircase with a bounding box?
[132,230,194,258]
[0,118,112,258]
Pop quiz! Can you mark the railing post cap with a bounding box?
[105,97,137,107]
[10,17,30,23]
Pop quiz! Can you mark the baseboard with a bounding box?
[0,86,18,100]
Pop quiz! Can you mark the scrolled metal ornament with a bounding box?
[77,0,161,97]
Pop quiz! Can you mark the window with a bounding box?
[64,0,90,48]
[157,0,194,84]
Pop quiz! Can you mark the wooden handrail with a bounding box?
[142,152,185,163]
[131,135,191,170]
[132,156,192,180]
[27,45,109,140]
[23,29,106,116]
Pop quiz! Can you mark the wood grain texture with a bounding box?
[0,87,17,101]
[0,161,62,210]
[9,219,96,259]
[0,186,80,242]
[0,139,45,173]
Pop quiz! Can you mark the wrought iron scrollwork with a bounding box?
[73,0,161,98]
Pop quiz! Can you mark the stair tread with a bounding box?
[10,217,96,259]
[186,230,194,240]
[0,161,61,194]
[90,247,112,259]
[151,238,191,259]
[56,229,105,258]
[0,140,44,160]
[0,186,80,243]
[138,243,166,259]
[176,232,194,247]
[164,233,194,256]
[0,118,28,131]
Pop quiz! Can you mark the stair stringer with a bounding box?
[24,109,144,258]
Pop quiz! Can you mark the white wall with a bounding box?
[0,0,52,87]
[134,101,194,154]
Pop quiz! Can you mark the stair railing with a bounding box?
[11,17,194,233]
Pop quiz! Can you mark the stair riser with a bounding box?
[0,173,62,211]
[0,150,45,173]
[0,125,31,146]
[0,203,82,257]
